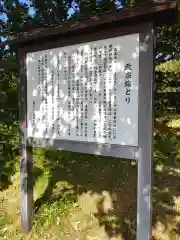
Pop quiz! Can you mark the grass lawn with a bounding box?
[0,113,179,240]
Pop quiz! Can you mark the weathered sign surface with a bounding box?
[26,34,139,146]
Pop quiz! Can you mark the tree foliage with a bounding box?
[0,0,179,188]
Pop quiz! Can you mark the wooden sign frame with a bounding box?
[19,21,154,240]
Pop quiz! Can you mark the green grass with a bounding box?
[0,113,179,240]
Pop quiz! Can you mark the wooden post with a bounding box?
[19,51,34,233]
[137,22,155,240]
[20,145,33,233]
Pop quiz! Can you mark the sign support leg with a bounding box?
[19,50,34,233]
[137,148,152,240]
[137,21,155,240]
[20,144,33,233]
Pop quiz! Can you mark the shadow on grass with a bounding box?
[34,114,180,239]
[0,147,43,192]
[0,144,17,191]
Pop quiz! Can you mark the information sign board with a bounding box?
[26,34,139,146]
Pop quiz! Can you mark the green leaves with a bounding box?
[156,24,180,63]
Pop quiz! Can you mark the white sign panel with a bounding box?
[26,33,139,146]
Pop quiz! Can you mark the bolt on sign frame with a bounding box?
[10,1,177,239]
